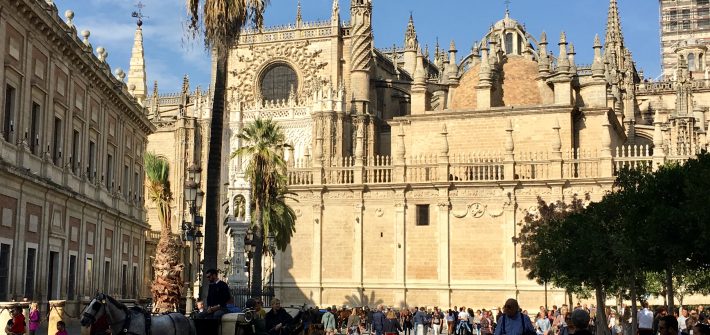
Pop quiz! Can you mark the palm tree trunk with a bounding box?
[203,53,228,290]
[251,210,264,298]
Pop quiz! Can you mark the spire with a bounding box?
[592,34,605,79]
[296,0,303,27]
[557,32,570,73]
[127,20,147,106]
[405,14,418,51]
[605,0,625,67]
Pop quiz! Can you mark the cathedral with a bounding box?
[143,0,710,308]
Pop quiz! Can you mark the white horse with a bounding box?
[80,293,195,335]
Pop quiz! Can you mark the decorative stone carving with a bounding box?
[229,41,329,106]
[452,202,486,218]
[374,208,384,217]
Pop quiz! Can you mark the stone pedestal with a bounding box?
[48,300,66,335]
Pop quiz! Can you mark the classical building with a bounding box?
[0,0,155,315]
[660,0,710,78]
[215,0,710,309]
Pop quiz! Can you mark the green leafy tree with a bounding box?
[232,118,293,296]
[144,152,184,312]
[186,0,269,274]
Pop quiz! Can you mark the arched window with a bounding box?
[261,64,297,102]
[688,53,696,71]
[505,33,514,54]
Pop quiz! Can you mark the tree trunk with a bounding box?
[666,263,675,315]
[203,53,228,295]
[595,285,610,335]
[251,210,264,298]
[151,232,184,313]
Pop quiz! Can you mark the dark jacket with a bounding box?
[373,311,386,331]
[266,308,294,335]
[413,310,427,326]
[206,280,231,308]
[384,318,402,333]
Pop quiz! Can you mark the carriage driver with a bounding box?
[265,299,294,335]
[200,268,232,319]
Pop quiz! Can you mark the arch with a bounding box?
[260,63,298,102]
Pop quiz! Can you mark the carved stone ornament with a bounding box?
[487,192,513,218]
[452,202,486,218]
[375,208,384,217]
[294,208,303,217]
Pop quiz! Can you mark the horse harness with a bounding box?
[89,296,152,335]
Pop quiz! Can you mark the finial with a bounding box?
[96,46,106,62]
[64,10,74,28]
[540,31,548,44]
[594,34,601,48]
[568,43,575,55]
[504,0,511,17]
[81,30,91,47]
[152,80,159,96]
[450,40,457,52]
[296,0,303,24]
[559,31,567,45]
[114,68,126,82]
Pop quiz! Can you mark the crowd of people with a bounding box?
[296,300,710,335]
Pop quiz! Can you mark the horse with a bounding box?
[80,293,195,335]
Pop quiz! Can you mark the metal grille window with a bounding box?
[0,244,10,300]
[261,64,297,102]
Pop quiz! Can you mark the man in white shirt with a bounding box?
[637,301,654,335]
[678,309,689,335]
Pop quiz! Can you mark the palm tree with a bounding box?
[232,118,291,297]
[186,0,269,277]
[144,152,184,312]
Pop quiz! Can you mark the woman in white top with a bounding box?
[608,311,618,335]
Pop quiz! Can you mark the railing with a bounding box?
[449,152,504,181]
[284,144,700,186]
[325,157,355,184]
[515,151,551,180]
[613,144,653,174]
[229,286,274,308]
[364,156,393,184]
[406,154,438,183]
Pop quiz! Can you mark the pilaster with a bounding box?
[393,192,406,305]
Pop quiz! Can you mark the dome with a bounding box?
[493,9,525,32]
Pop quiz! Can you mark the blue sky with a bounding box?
[55,0,661,93]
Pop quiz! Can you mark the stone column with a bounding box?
[550,119,563,179]
[600,116,614,177]
[226,219,248,286]
[504,120,515,180]
[393,193,406,306]
[436,194,450,307]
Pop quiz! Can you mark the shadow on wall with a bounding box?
[344,291,384,308]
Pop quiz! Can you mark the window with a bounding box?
[669,21,679,31]
[30,103,40,154]
[689,53,696,71]
[699,7,710,17]
[84,256,93,295]
[103,261,111,293]
[505,33,514,54]
[3,85,15,142]
[72,130,80,174]
[670,10,678,21]
[699,0,710,5]
[88,141,96,181]
[683,20,691,30]
[0,244,10,300]
[260,64,297,102]
[700,18,710,29]
[53,117,62,165]
[682,9,691,19]
[416,204,430,226]
[67,255,76,300]
[24,247,36,299]
[106,154,113,190]
[121,264,128,298]
[133,171,140,201]
[123,165,129,198]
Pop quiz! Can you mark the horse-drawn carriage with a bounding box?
[80,293,305,335]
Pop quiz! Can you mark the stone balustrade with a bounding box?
[286,144,699,187]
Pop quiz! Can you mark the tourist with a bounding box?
[698,306,707,324]
[480,310,493,335]
[494,299,535,335]
[688,310,700,335]
[568,309,592,335]
[637,301,654,335]
[6,306,26,335]
[323,307,336,335]
[55,321,68,335]
[372,305,386,335]
[658,315,678,335]
[28,302,40,335]
[346,307,362,335]
[384,309,403,335]
[201,268,231,319]
[457,307,471,335]
[678,308,688,335]
[402,307,414,335]
[266,299,294,335]
[553,306,569,335]
[446,310,456,335]
[535,312,551,335]
[608,310,618,335]
[474,310,483,335]
[432,308,443,335]
[196,299,205,314]
[414,307,428,335]
[653,307,668,335]
[693,323,710,335]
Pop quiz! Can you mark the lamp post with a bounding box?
[267,232,276,298]
[182,164,203,315]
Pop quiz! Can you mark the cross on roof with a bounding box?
[131,1,148,26]
[504,0,512,13]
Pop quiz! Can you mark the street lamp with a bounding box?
[182,164,203,316]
